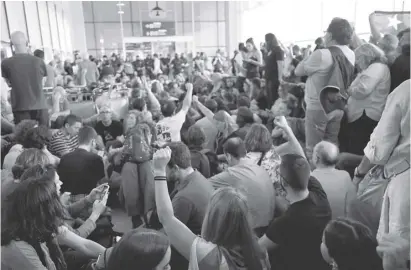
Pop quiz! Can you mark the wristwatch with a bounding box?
[354,167,366,178]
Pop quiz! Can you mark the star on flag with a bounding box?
[369,11,410,37]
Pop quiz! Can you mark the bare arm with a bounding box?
[193,97,214,122]
[57,227,105,258]
[181,83,193,114]
[153,148,197,260]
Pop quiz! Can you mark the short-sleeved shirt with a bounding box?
[264,46,284,81]
[265,177,331,270]
[1,53,47,111]
[48,129,79,158]
[155,110,186,146]
[94,120,123,145]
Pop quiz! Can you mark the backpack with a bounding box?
[319,47,355,115]
[200,149,221,177]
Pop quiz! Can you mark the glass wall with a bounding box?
[83,1,228,57]
[1,1,75,61]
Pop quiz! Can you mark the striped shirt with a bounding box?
[48,130,78,158]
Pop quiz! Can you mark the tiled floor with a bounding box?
[111,208,133,233]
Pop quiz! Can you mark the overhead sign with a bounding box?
[142,21,175,37]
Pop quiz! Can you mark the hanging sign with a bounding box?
[142,21,175,37]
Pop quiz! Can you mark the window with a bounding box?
[4,1,27,38]
[48,2,60,50]
[24,2,42,48]
[38,1,52,49]
[1,2,9,42]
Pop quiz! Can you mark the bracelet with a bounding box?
[154,176,167,181]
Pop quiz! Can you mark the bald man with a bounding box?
[311,141,356,219]
[1,31,49,126]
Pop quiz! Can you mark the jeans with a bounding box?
[13,109,49,127]
[305,109,344,160]
[266,79,280,108]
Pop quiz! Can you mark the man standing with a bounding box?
[78,52,99,86]
[354,80,410,244]
[33,49,57,88]
[1,31,48,126]
[295,18,355,161]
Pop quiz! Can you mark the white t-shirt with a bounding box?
[155,110,186,146]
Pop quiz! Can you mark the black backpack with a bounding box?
[200,149,220,177]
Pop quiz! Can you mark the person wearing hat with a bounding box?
[259,116,331,270]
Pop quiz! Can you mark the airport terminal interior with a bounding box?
[1,1,410,270]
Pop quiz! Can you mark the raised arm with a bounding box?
[181,82,193,114]
[193,95,215,122]
[273,116,305,158]
[141,76,161,113]
[153,147,197,260]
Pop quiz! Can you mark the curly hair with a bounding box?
[14,119,38,144]
[327,18,353,45]
[244,123,273,153]
[21,125,50,149]
[1,176,67,270]
[11,148,50,180]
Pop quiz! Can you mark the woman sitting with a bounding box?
[345,43,391,155]
[152,147,270,269]
[1,149,50,208]
[244,124,282,185]
[321,218,383,270]
[20,165,108,241]
[93,228,170,270]
[3,125,59,171]
[1,119,37,168]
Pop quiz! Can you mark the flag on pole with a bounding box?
[369,11,410,38]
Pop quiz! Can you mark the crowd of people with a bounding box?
[0,15,410,270]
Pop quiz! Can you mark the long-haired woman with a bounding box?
[153,147,270,269]
[321,218,383,270]
[244,38,263,79]
[1,149,50,210]
[1,177,67,270]
[10,165,106,269]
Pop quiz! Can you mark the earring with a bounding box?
[330,260,338,270]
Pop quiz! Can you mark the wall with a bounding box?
[1,1,86,62]
[82,1,230,57]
